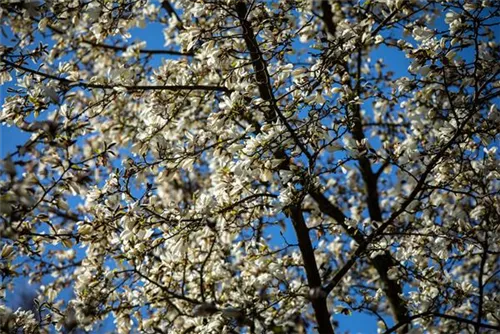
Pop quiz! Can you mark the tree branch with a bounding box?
[1,58,229,93]
[371,7,401,37]
[235,2,333,332]
[289,205,335,334]
[476,241,488,333]
[235,1,313,162]
[320,3,409,331]
[80,40,193,56]
[40,19,192,57]
[320,1,336,37]
[384,311,500,334]
[162,0,185,31]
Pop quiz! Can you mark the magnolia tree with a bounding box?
[1,0,499,333]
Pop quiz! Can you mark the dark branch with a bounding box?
[235,1,313,162]
[384,312,500,334]
[320,3,409,331]
[162,0,185,31]
[235,2,333,332]
[81,40,194,56]
[1,58,229,93]
[289,206,335,334]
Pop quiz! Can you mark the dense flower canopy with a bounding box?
[1,0,499,333]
